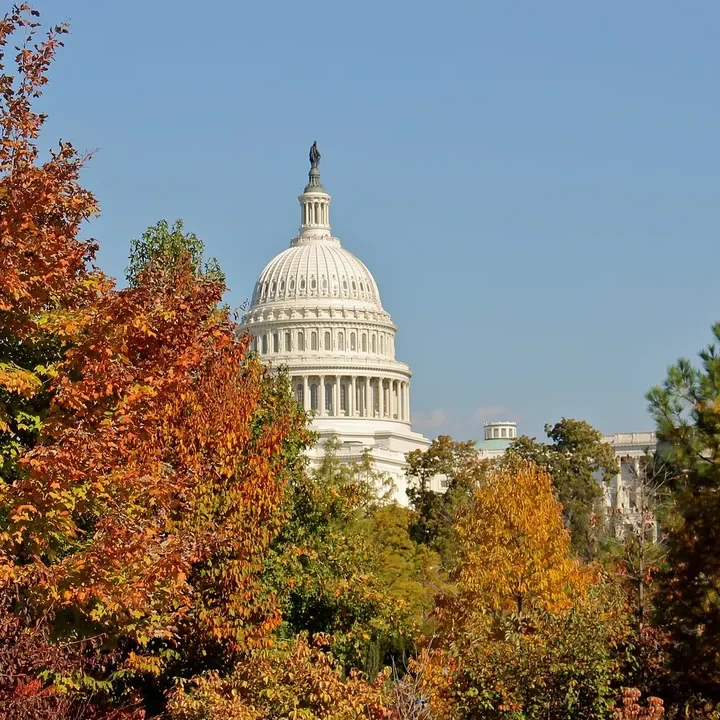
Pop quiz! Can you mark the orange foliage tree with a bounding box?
[419,460,630,719]
[0,4,107,483]
[0,6,317,717]
[166,635,392,720]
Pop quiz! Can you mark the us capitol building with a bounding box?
[241,143,431,503]
[242,144,658,514]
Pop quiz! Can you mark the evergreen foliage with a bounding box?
[646,322,720,710]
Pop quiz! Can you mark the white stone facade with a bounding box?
[602,432,659,539]
[241,149,430,504]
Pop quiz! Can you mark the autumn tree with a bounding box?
[0,8,316,715]
[507,418,619,560]
[646,321,720,710]
[424,460,629,719]
[0,5,107,488]
[166,636,392,720]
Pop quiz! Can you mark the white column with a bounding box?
[391,381,397,419]
[379,378,384,418]
[351,376,357,417]
[362,377,368,417]
[405,382,410,421]
[303,376,309,412]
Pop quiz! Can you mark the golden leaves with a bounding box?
[450,460,588,619]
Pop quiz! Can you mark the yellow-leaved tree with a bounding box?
[415,460,630,720]
[452,458,585,620]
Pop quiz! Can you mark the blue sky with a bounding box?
[30,0,720,442]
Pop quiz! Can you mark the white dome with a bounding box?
[251,237,382,310]
[241,144,431,507]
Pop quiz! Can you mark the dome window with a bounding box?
[273,333,279,353]
[271,281,276,294]
[350,332,356,351]
[340,384,347,412]
[311,332,318,351]
[361,334,367,353]
[311,278,317,290]
[280,280,285,292]
[343,280,348,291]
[297,332,305,351]
[261,335,268,354]
[321,277,327,290]
[300,278,306,291]
[324,332,331,351]
[295,383,304,405]
[351,281,356,291]
[310,384,318,411]
[338,332,344,351]
[285,332,291,351]
[359,282,365,292]
[325,382,333,413]
[371,335,377,354]
[289,278,295,291]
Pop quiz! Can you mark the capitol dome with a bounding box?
[241,143,430,503]
[251,239,382,311]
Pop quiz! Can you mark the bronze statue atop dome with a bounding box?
[309,141,321,169]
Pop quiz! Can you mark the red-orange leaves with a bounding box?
[0,7,103,339]
[2,259,301,660]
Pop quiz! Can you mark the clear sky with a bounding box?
[30,0,720,442]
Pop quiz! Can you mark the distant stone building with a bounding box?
[602,432,659,540]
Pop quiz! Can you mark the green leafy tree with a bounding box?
[126,219,224,288]
[406,435,485,570]
[646,321,720,709]
[507,418,619,560]
[265,437,417,676]
[362,504,445,636]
